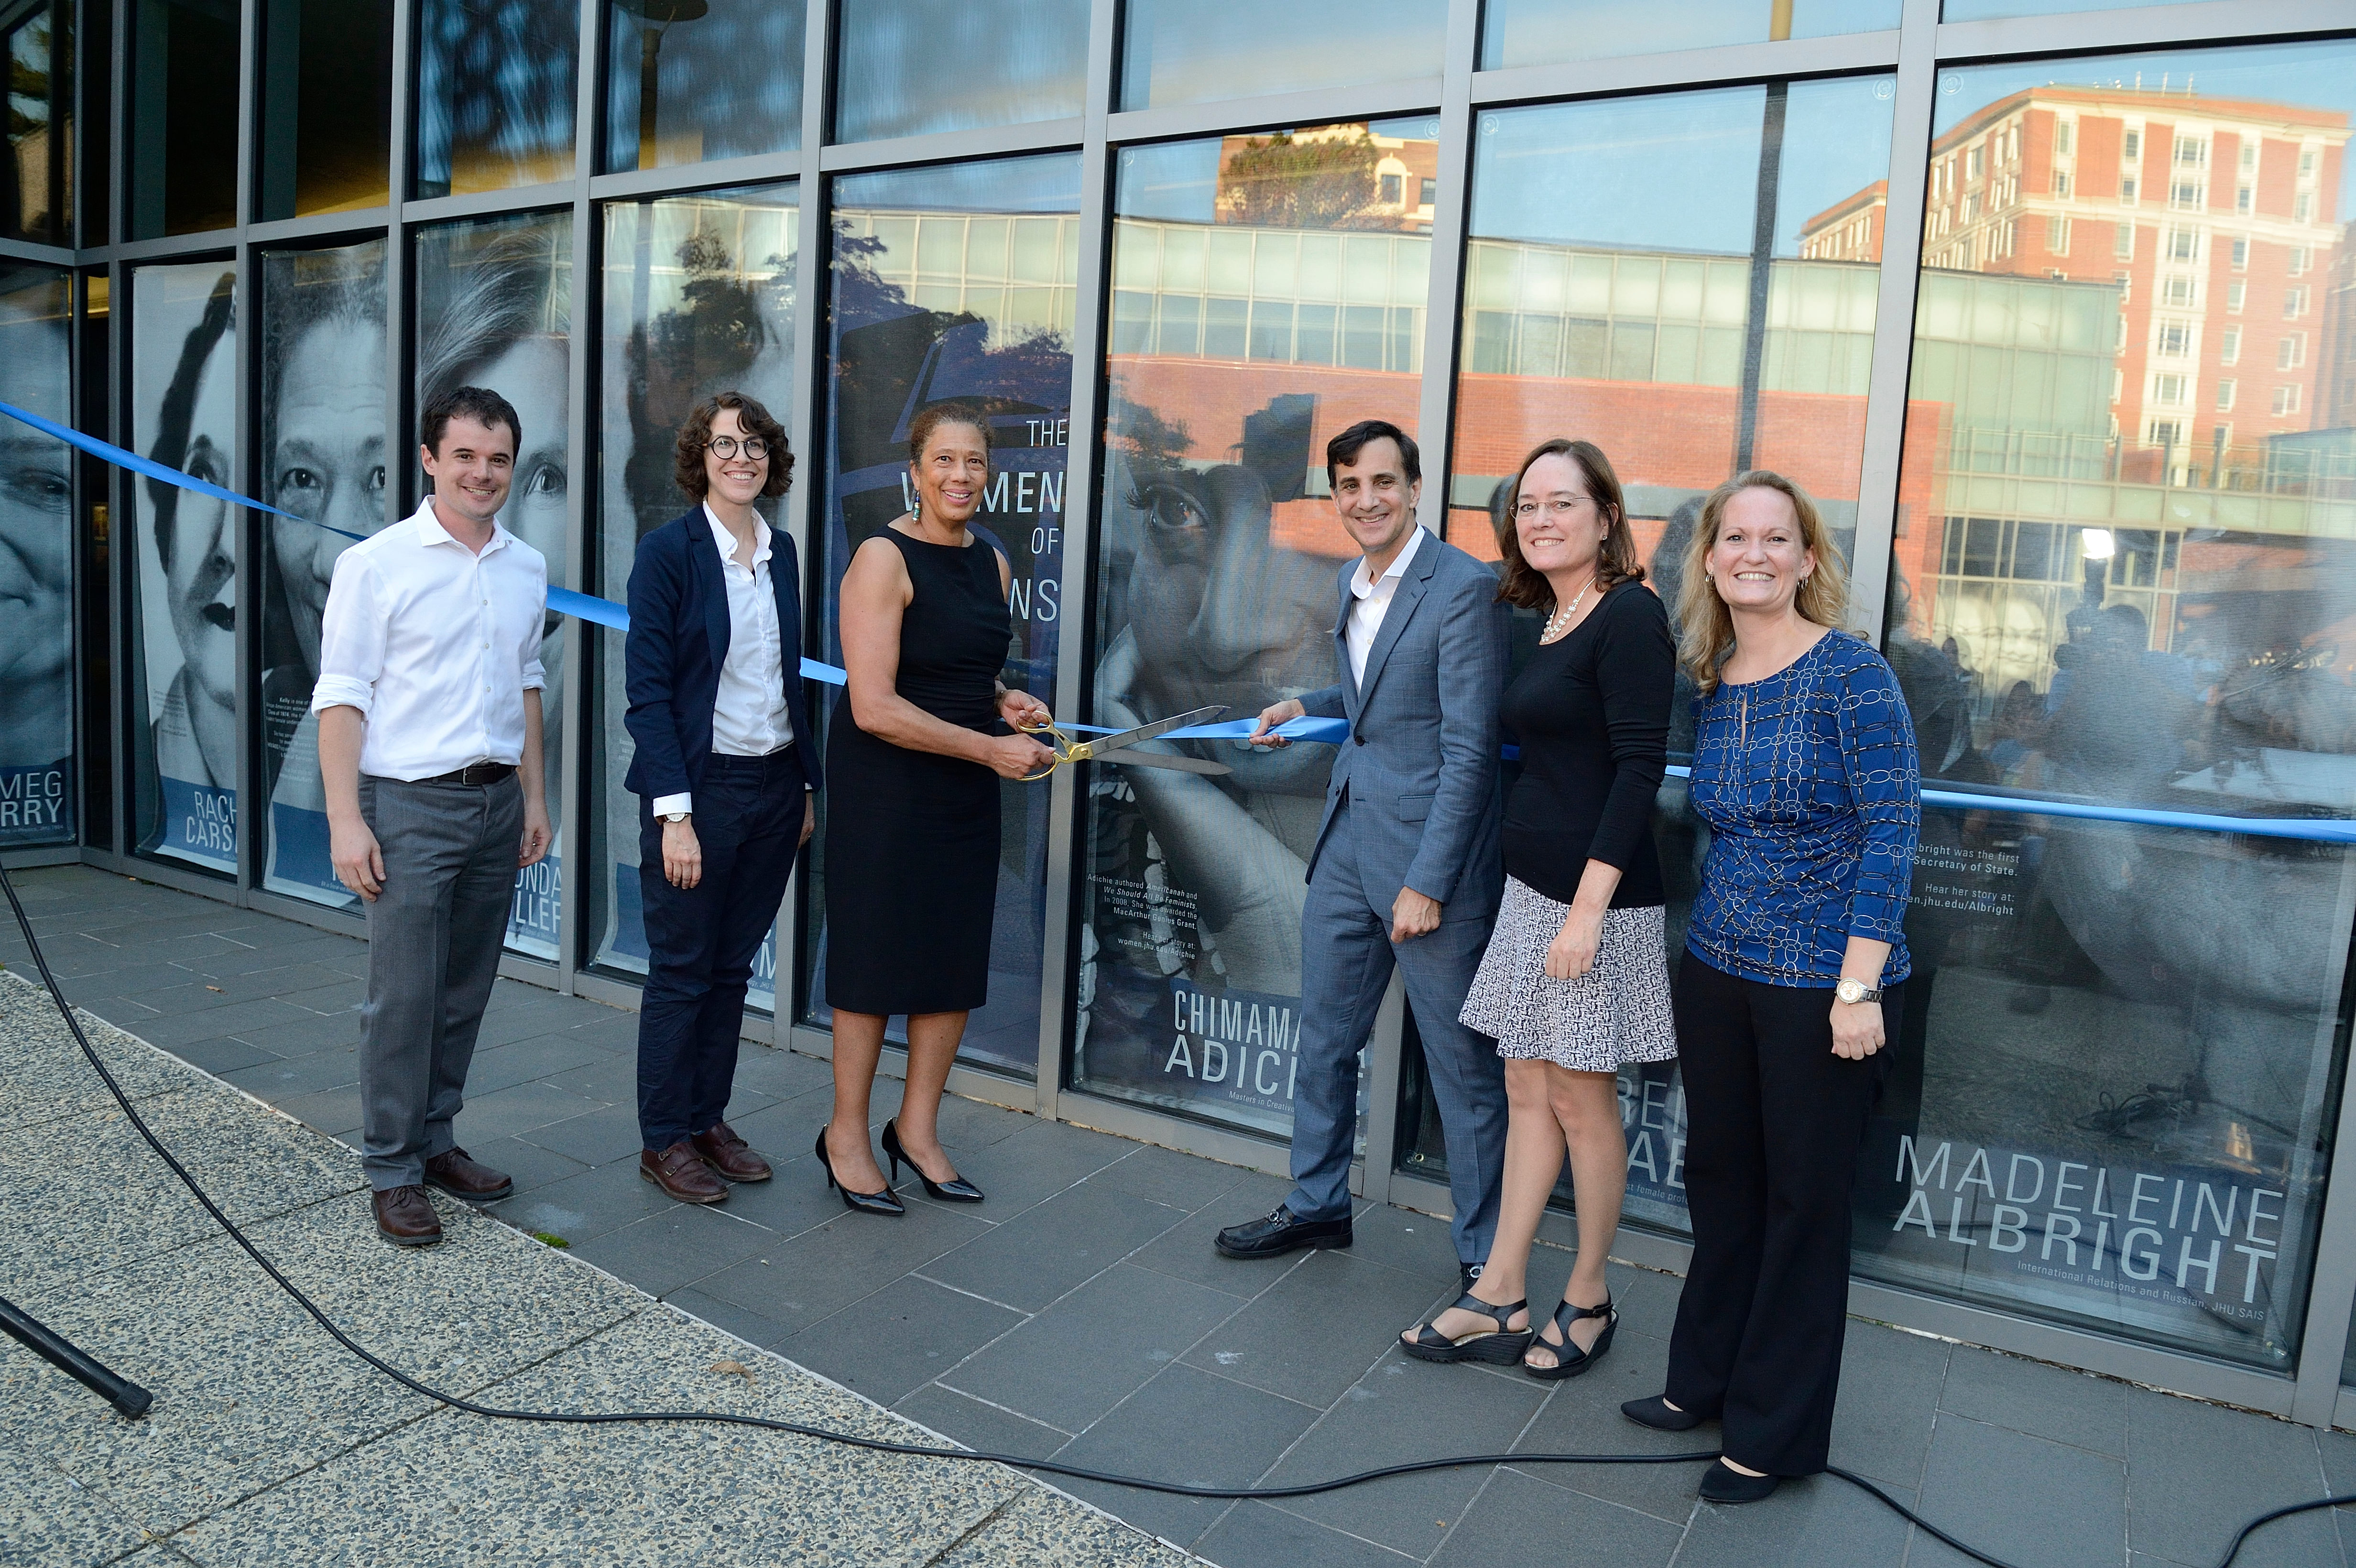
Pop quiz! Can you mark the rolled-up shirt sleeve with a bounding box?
[517,555,549,692]
[1835,656,1921,943]
[309,552,386,716]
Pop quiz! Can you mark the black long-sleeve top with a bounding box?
[1499,579,1674,909]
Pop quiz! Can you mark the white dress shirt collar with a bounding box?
[416,495,516,557]
[1349,523,1425,600]
[703,502,771,570]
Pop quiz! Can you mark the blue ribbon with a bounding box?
[10,397,2353,845]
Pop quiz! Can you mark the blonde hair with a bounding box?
[1675,470,1850,696]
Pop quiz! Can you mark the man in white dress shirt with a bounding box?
[316,385,552,1246]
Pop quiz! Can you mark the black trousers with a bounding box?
[636,749,801,1152]
[1666,954,1903,1476]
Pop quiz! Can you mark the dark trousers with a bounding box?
[636,749,802,1152]
[357,773,523,1191]
[1666,954,1903,1476]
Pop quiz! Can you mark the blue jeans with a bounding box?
[635,749,801,1151]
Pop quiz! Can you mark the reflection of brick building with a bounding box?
[1216,125,1437,234]
[1804,87,2349,480]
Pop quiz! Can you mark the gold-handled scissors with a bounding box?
[1014,705,1233,782]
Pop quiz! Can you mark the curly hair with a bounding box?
[674,391,792,500]
[1492,438,1643,613]
[906,401,992,466]
[1675,469,1851,696]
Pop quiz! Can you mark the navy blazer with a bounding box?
[622,506,825,804]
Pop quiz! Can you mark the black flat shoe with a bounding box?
[1698,1459,1778,1503]
[882,1119,983,1202]
[814,1126,905,1217]
[1213,1206,1353,1260]
[1524,1295,1616,1381]
[1401,1291,1532,1365]
[1622,1394,1706,1431]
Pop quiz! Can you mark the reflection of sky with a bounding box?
[836,152,1082,216]
[1481,0,1898,69]
[1938,39,2356,215]
[834,0,1087,142]
[1470,77,1895,257]
[1120,0,1444,110]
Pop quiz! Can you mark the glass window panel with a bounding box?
[604,0,804,174]
[257,242,388,915]
[804,152,1080,1076]
[1482,0,1898,70]
[257,0,393,220]
[4,2,71,244]
[1073,123,1430,1137]
[592,183,799,1005]
[1122,4,1444,112]
[127,0,239,238]
[1879,38,2356,1373]
[413,213,574,956]
[0,264,76,846]
[415,0,576,197]
[1944,0,2214,17]
[129,259,239,873]
[834,0,1085,144]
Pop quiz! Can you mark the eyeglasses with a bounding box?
[706,436,769,460]
[1514,495,1593,519]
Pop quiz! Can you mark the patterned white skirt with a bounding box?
[1460,878,1679,1073]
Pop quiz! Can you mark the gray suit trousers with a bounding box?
[357,773,523,1190]
[1285,803,1508,1266]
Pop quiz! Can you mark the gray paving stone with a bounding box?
[665,1283,804,1351]
[487,1153,686,1245]
[726,1040,838,1102]
[212,1013,360,1061]
[1940,1343,2127,1459]
[1342,1198,1470,1280]
[464,1031,625,1095]
[935,1487,1200,1567]
[1254,1343,1547,1557]
[450,1133,589,1200]
[1048,1362,1322,1549]
[1828,1321,1951,1489]
[1192,1501,1422,1567]
[1508,1325,1716,1524]
[1084,1143,1260,1215]
[1661,1470,1909,1568]
[921,1176,1194,1312]
[120,998,319,1048]
[513,1100,643,1165]
[1430,1464,1683,1568]
[910,1117,1144,1221]
[451,1077,610,1143]
[0,981,213,1133]
[157,1035,278,1077]
[2122,1386,2339,1568]
[1913,1412,2127,1568]
[896,1382,1074,1461]
[566,1203,783,1297]
[1125,1172,1300,1298]
[218,1045,360,1101]
[0,1440,151,1567]
[1181,1249,1451,1408]
[942,1263,1243,1435]
[271,1082,363,1139]
[689,1200,994,1336]
[782,1273,1027,1406]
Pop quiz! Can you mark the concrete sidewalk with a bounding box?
[5,864,2354,1568]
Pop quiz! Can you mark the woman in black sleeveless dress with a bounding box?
[818,404,1053,1215]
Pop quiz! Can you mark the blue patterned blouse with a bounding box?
[1686,630,1921,988]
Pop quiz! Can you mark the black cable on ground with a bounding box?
[5,861,2347,1568]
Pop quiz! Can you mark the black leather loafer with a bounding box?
[1213,1206,1353,1259]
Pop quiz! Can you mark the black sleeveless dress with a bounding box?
[824,528,1011,1015]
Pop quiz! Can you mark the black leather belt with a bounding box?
[414,761,517,786]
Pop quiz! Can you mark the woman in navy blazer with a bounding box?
[622,392,823,1204]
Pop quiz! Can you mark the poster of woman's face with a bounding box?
[258,241,389,908]
[131,261,240,872]
[415,212,573,958]
[0,266,77,846]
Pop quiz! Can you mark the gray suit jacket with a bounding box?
[1299,530,1508,919]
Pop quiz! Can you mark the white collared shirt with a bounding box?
[310,497,548,782]
[1345,524,1427,687]
[650,506,796,818]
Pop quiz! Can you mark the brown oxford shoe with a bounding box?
[423,1146,514,1201]
[642,1140,730,1203]
[374,1184,444,1246]
[691,1122,774,1183]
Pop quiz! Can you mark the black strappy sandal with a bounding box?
[1400,1291,1533,1365]
[1523,1296,1616,1381]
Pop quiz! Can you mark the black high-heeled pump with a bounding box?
[881,1119,984,1203]
[815,1126,904,1217]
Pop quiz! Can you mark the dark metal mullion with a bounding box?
[231,0,259,896]
[554,0,600,992]
[1733,80,1789,475]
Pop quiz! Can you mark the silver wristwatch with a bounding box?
[659,810,690,824]
[1834,977,1883,1005]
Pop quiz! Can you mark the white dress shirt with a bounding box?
[1344,524,1427,688]
[651,506,795,819]
[310,498,548,782]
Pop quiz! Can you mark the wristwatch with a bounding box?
[659,810,690,825]
[1834,977,1883,1005]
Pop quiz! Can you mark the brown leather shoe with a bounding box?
[691,1122,774,1183]
[374,1184,444,1246]
[423,1146,514,1201]
[641,1140,729,1203]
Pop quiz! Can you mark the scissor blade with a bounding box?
[1090,704,1228,751]
[1092,750,1233,776]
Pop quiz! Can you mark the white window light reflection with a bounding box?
[2080,526,2116,561]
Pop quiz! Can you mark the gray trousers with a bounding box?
[357,773,523,1191]
[1285,807,1508,1267]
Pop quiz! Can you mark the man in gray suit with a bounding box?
[1214,420,1509,1289]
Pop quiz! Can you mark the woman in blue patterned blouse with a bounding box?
[1618,470,1920,1504]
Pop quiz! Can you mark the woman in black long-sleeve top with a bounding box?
[1401,439,1676,1378]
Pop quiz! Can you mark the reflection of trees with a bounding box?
[621,222,786,520]
[1218,131,1385,230]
